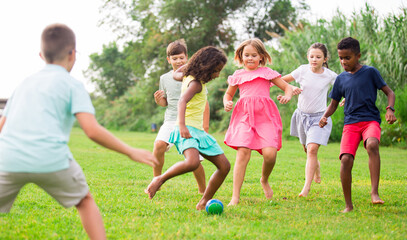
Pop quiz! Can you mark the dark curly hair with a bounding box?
[183,46,227,83]
[337,37,360,54]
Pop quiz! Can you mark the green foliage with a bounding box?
[269,4,407,142]
[380,84,407,147]
[1,129,406,239]
[245,0,309,40]
[85,42,134,100]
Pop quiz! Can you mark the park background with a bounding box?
[0,0,406,239]
[81,0,406,147]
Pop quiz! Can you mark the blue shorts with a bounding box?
[169,126,224,156]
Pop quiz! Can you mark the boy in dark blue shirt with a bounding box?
[319,37,397,213]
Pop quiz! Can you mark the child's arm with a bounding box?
[273,77,293,104]
[0,116,6,132]
[282,74,302,95]
[154,90,167,107]
[178,80,202,138]
[319,99,339,128]
[173,64,187,81]
[223,85,238,112]
[203,101,210,133]
[76,112,158,167]
[381,85,397,124]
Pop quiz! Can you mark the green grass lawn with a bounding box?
[1,128,406,239]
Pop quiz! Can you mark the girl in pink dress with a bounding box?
[223,38,293,206]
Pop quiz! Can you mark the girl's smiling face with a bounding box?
[307,48,326,72]
[242,44,262,71]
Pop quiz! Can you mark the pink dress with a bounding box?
[224,67,282,155]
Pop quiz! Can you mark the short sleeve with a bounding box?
[290,65,306,83]
[371,67,386,89]
[71,81,95,115]
[228,67,281,86]
[329,77,343,101]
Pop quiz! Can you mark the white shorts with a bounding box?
[0,160,89,213]
[290,109,332,147]
[155,121,177,152]
[155,121,204,161]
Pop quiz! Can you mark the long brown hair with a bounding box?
[308,42,330,68]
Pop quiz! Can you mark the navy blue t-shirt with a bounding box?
[329,65,386,125]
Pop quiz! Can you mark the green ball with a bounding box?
[205,199,223,214]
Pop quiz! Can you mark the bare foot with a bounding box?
[371,194,384,204]
[196,199,208,210]
[260,178,273,199]
[228,198,239,206]
[298,187,310,197]
[341,206,353,213]
[145,177,163,199]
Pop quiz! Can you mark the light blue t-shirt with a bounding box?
[0,64,95,173]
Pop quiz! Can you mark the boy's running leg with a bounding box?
[196,153,230,210]
[76,192,106,240]
[146,148,201,199]
[152,140,168,176]
[340,154,354,213]
[228,148,251,206]
[365,137,384,204]
[192,163,206,194]
[260,147,277,199]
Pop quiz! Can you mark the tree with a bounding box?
[243,0,309,40]
[85,42,134,100]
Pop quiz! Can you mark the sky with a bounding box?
[0,0,406,99]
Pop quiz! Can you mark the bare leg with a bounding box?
[145,148,201,199]
[76,192,106,240]
[340,154,354,213]
[260,147,277,199]
[192,163,206,194]
[365,137,384,204]
[196,153,230,210]
[302,144,307,153]
[299,143,320,197]
[228,148,251,206]
[152,140,168,177]
[314,160,321,183]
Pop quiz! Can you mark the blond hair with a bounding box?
[234,38,272,67]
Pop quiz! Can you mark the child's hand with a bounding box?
[128,148,159,167]
[292,86,302,96]
[224,100,234,112]
[154,90,165,102]
[319,117,328,128]
[277,95,291,104]
[180,125,192,139]
[385,110,397,124]
[339,98,346,107]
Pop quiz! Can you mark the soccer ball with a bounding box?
[205,199,223,214]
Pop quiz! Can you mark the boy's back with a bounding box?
[0,64,94,172]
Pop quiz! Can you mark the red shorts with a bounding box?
[340,121,381,159]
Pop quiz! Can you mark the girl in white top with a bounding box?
[282,43,338,197]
